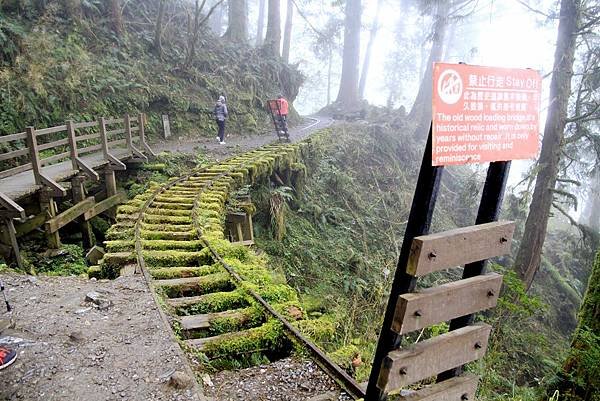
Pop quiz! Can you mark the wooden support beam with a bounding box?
[46,197,95,233]
[104,169,118,219]
[0,192,25,219]
[125,114,148,162]
[138,113,156,158]
[71,176,94,249]
[99,116,126,170]
[377,324,491,393]
[398,374,478,401]
[84,191,127,220]
[40,173,67,197]
[40,189,61,248]
[75,157,100,181]
[25,126,42,186]
[4,218,24,270]
[407,221,515,276]
[66,120,79,171]
[392,273,503,334]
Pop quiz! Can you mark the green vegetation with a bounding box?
[0,1,302,139]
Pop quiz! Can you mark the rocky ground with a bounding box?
[0,273,202,401]
[204,358,353,401]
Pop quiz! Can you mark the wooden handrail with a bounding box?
[0,132,26,144]
[0,148,29,162]
[35,125,68,137]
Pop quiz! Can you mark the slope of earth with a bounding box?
[0,273,202,401]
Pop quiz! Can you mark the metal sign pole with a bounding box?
[365,124,444,401]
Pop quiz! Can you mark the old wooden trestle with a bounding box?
[0,114,155,269]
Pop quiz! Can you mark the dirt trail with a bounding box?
[154,117,332,160]
[0,273,203,401]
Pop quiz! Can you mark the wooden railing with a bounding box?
[0,113,154,194]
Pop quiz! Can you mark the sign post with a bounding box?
[365,63,541,401]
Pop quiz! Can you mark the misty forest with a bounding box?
[0,0,599,401]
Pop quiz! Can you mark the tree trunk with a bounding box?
[62,0,82,20]
[581,168,600,232]
[185,0,203,67]
[224,0,248,42]
[358,0,382,100]
[264,0,281,57]
[256,0,266,46]
[154,0,166,56]
[555,250,600,399]
[327,47,333,106]
[335,0,361,109]
[514,0,581,291]
[408,0,449,138]
[109,0,124,36]
[210,0,225,35]
[282,0,293,63]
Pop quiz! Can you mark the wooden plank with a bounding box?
[75,156,100,181]
[38,137,69,152]
[0,148,29,162]
[25,127,42,185]
[105,117,124,125]
[46,197,95,233]
[377,324,491,392]
[4,218,24,270]
[35,125,67,136]
[84,191,127,220]
[0,163,32,179]
[66,120,79,171]
[108,138,127,147]
[40,151,70,167]
[105,128,126,137]
[73,121,97,129]
[0,132,27,144]
[407,221,515,276]
[398,374,479,401]
[392,273,503,334]
[78,143,103,155]
[180,310,245,331]
[0,192,25,219]
[40,173,67,197]
[76,133,100,142]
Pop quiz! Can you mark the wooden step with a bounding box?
[180,310,245,331]
[154,273,232,298]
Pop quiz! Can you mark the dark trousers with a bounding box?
[216,119,225,141]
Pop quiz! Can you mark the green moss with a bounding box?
[207,306,265,336]
[142,249,212,267]
[156,272,233,298]
[175,290,249,315]
[150,264,223,279]
[295,314,337,343]
[201,320,285,359]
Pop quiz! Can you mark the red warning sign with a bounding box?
[432,63,542,166]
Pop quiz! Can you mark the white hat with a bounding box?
[218,96,226,102]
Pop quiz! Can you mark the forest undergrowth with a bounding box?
[251,119,596,400]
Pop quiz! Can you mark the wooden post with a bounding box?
[4,218,24,270]
[66,120,79,171]
[99,116,109,160]
[40,189,61,248]
[25,126,42,185]
[104,168,118,219]
[124,114,133,153]
[71,175,95,249]
[138,113,155,157]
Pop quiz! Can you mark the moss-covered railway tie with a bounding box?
[97,140,365,399]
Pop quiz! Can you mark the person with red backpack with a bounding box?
[276,94,289,134]
[0,345,16,370]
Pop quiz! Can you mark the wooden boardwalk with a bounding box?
[0,113,155,269]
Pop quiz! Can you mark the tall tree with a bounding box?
[256,0,266,46]
[282,0,294,63]
[224,0,248,42]
[264,0,281,57]
[554,250,600,399]
[358,0,383,99]
[408,0,450,137]
[335,0,361,109]
[109,0,124,36]
[209,0,225,34]
[154,0,166,56]
[185,0,224,66]
[514,0,582,290]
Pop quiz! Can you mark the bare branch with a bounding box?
[513,0,553,18]
[551,188,579,210]
[556,178,582,186]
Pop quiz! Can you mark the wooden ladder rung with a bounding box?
[407,221,515,276]
[398,373,479,401]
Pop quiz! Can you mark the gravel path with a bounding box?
[0,273,204,401]
[154,117,332,160]
[204,358,353,401]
